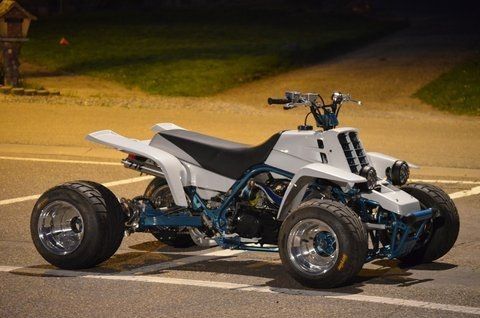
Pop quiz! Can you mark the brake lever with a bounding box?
[349,99,362,106]
[332,92,362,106]
[283,103,297,110]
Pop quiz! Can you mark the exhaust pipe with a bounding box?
[122,159,165,178]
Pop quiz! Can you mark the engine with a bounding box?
[227,177,289,245]
[230,205,280,244]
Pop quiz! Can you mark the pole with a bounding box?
[1,41,22,87]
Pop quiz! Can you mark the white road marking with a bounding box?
[0,156,121,166]
[410,178,480,185]
[0,176,154,206]
[2,176,476,206]
[0,266,478,315]
[101,176,153,187]
[1,180,478,206]
[449,186,480,200]
[2,154,480,184]
[0,194,42,206]
[121,248,244,275]
[0,154,479,204]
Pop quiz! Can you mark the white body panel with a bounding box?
[87,123,421,216]
[149,126,236,194]
[182,162,235,195]
[361,183,420,214]
[151,123,186,133]
[266,128,421,217]
[265,128,359,173]
[86,130,189,207]
[277,163,367,219]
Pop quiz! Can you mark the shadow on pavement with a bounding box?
[8,240,458,294]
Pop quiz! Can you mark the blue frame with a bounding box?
[139,207,203,228]
[136,163,433,259]
[366,207,432,261]
[137,164,293,239]
[187,164,293,233]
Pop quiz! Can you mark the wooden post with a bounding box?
[0,0,37,87]
[1,40,22,87]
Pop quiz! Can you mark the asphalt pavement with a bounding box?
[0,155,479,317]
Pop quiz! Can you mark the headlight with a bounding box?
[390,160,410,186]
[360,166,377,190]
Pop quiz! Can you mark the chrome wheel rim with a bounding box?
[151,185,174,208]
[38,201,84,255]
[287,218,339,275]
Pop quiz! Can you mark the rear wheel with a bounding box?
[278,199,367,288]
[31,181,125,269]
[145,178,216,248]
[398,183,459,265]
[145,178,194,248]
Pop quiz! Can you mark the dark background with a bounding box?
[16,0,480,16]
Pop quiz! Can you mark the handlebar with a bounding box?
[267,98,290,105]
[267,91,363,131]
[268,91,362,110]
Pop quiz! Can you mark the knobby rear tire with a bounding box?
[31,181,125,269]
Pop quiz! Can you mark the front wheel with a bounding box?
[398,183,460,265]
[279,199,367,288]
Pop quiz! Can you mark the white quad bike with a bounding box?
[31,91,459,288]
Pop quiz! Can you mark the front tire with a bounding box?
[278,199,367,288]
[398,183,460,265]
[31,181,125,269]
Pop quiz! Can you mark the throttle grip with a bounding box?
[268,98,290,105]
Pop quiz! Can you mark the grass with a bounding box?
[415,54,480,116]
[22,7,403,96]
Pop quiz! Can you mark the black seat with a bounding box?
[159,129,282,179]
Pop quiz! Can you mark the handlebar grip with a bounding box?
[268,98,290,105]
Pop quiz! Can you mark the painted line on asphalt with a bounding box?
[0,266,478,315]
[120,248,244,275]
[101,175,154,187]
[0,194,42,206]
[1,178,477,206]
[449,186,480,200]
[1,152,479,207]
[410,178,480,185]
[0,156,121,166]
[2,155,480,185]
[0,176,154,206]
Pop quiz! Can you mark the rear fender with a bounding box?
[86,130,188,207]
[277,163,366,220]
[151,123,186,133]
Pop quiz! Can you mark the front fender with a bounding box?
[276,163,366,220]
[86,130,188,207]
[361,184,420,215]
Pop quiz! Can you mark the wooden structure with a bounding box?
[0,0,36,87]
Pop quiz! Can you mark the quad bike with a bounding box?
[31,91,459,288]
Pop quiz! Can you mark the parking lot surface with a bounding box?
[0,155,479,317]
